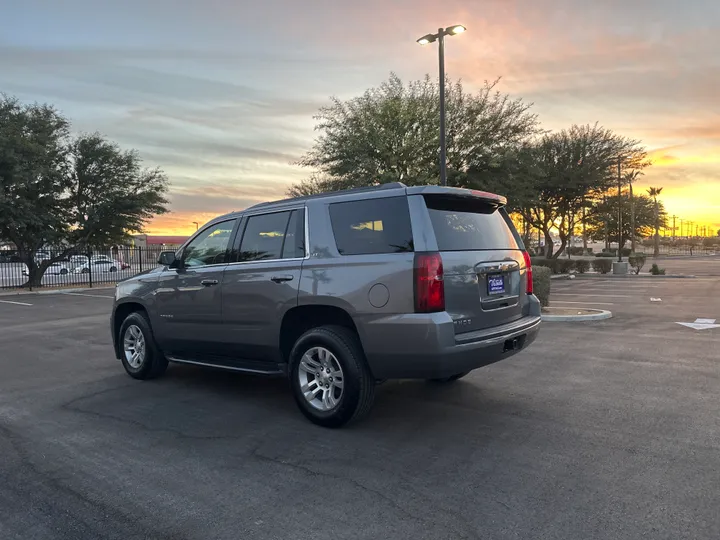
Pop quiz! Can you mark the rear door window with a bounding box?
[238,211,292,262]
[424,195,520,251]
[329,197,414,255]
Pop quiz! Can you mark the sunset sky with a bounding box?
[2,0,719,235]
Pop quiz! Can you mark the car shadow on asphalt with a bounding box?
[63,363,541,443]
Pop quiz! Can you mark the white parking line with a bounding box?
[61,292,114,299]
[0,299,33,306]
[553,301,615,305]
[554,293,629,298]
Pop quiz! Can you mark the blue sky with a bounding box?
[2,0,719,232]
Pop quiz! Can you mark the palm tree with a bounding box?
[647,187,663,257]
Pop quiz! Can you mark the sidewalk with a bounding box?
[0,285,115,297]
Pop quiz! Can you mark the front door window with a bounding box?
[182,220,236,267]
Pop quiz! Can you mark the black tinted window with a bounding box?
[425,196,520,251]
[239,211,292,262]
[329,197,414,255]
[281,209,305,259]
[183,220,236,267]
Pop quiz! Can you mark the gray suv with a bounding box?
[111,183,541,427]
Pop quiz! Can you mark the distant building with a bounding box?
[131,235,189,249]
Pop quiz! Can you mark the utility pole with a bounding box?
[679,219,684,239]
[582,198,587,251]
[617,160,623,263]
[629,177,635,253]
[603,194,609,251]
[672,215,677,241]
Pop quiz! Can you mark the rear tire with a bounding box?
[119,311,168,380]
[429,371,470,383]
[289,325,375,428]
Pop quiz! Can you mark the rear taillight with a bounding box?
[414,252,445,313]
[522,250,533,295]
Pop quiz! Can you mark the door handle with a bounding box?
[200,279,219,286]
[270,275,294,283]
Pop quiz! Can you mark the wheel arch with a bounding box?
[112,300,150,359]
[279,303,364,366]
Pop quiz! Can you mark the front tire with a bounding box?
[119,311,168,380]
[289,326,375,428]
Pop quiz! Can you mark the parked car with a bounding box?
[0,252,21,263]
[34,251,51,263]
[111,183,541,427]
[69,255,89,266]
[74,259,120,274]
[23,261,74,276]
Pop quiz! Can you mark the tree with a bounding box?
[646,186,663,257]
[585,192,667,250]
[0,95,170,288]
[289,73,540,195]
[0,96,72,286]
[68,133,169,248]
[471,124,651,258]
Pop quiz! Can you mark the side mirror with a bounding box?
[158,251,177,267]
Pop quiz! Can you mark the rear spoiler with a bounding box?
[405,186,507,207]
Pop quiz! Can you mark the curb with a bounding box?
[541,308,613,322]
[0,285,115,297]
[553,273,696,279]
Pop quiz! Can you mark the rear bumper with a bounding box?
[361,295,542,379]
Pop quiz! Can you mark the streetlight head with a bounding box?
[417,33,436,45]
[447,24,467,35]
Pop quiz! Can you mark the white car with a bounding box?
[23,261,74,276]
[34,251,52,263]
[74,259,121,274]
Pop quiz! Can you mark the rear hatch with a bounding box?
[422,193,527,334]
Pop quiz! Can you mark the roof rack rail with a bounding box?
[245,182,408,210]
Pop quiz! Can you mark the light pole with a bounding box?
[417,24,467,187]
[192,221,199,231]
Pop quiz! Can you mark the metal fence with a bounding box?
[0,247,170,291]
[633,243,720,257]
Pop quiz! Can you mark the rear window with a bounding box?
[425,195,520,251]
[329,197,414,255]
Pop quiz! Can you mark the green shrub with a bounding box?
[592,259,612,274]
[595,252,615,258]
[555,259,576,273]
[575,259,590,273]
[568,247,593,256]
[530,258,559,274]
[650,263,666,275]
[601,248,631,256]
[628,253,647,275]
[531,266,551,307]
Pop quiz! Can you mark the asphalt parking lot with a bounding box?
[1,262,719,540]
